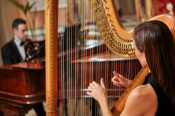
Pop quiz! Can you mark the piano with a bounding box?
[0,59,45,116]
[0,37,108,116]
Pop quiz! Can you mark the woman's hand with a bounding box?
[87,78,113,116]
[111,71,132,88]
[87,78,107,103]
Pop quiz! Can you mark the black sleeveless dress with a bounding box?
[143,73,175,116]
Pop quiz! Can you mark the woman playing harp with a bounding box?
[87,21,175,116]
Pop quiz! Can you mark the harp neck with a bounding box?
[91,0,135,57]
[102,0,133,38]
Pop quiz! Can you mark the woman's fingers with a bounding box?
[87,86,94,97]
[112,72,122,81]
[112,73,119,82]
[113,71,124,78]
[113,81,123,87]
[100,78,105,88]
[88,86,93,91]
[87,91,91,95]
[89,81,96,88]
[92,81,99,87]
[113,71,117,76]
[111,76,118,82]
[87,80,107,102]
[87,91,93,96]
[88,81,100,93]
[112,71,128,87]
[87,91,96,100]
[112,71,133,87]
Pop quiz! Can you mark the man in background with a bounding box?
[1,18,46,116]
[1,18,28,64]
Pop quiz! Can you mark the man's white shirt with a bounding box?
[14,36,25,60]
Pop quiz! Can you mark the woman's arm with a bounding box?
[87,78,113,116]
[99,100,113,116]
[87,79,157,116]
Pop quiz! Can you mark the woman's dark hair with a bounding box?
[133,20,175,106]
[12,18,26,30]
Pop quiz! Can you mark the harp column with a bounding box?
[45,0,58,116]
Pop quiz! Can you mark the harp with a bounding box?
[45,0,175,116]
[91,0,175,115]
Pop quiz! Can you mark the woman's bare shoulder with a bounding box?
[131,84,153,97]
[120,84,158,116]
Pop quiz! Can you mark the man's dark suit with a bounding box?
[1,38,46,116]
[1,38,23,64]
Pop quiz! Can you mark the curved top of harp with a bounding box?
[91,0,175,57]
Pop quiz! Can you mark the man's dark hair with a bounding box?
[12,18,26,30]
